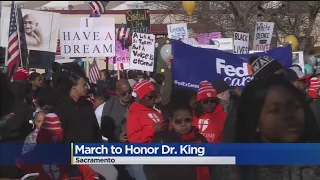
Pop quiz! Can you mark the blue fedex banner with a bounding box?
[2,143,320,165]
[171,40,292,89]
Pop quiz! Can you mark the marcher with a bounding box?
[127,80,167,143]
[21,110,45,155]
[100,79,134,142]
[55,70,102,143]
[145,103,209,180]
[193,81,226,143]
[212,75,320,180]
[28,72,43,102]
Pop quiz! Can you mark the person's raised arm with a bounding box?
[160,55,174,106]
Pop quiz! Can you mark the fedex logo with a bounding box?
[216,58,249,77]
[216,58,252,86]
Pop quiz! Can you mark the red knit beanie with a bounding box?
[12,68,29,81]
[200,80,212,88]
[37,113,63,143]
[132,80,156,99]
[197,86,217,101]
[308,77,320,99]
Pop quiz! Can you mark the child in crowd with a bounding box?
[144,103,210,180]
[21,110,46,155]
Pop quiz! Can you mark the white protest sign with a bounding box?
[130,32,155,72]
[167,23,189,40]
[183,38,233,52]
[233,32,249,54]
[252,22,274,51]
[292,51,304,72]
[210,38,234,51]
[55,55,73,63]
[59,17,115,57]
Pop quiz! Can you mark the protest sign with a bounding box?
[59,17,115,57]
[183,38,233,51]
[210,38,233,51]
[292,51,304,72]
[252,22,275,51]
[171,40,292,89]
[55,55,73,63]
[125,9,151,33]
[193,32,221,44]
[0,7,60,52]
[233,32,249,54]
[167,23,189,40]
[109,41,130,64]
[130,32,155,72]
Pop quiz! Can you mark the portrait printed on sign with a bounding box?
[0,7,60,53]
[23,14,43,47]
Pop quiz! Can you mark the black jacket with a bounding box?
[221,95,240,142]
[1,81,33,142]
[143,130,200,180]
[56,96,102,143]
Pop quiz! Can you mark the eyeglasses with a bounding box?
[119,89,133,97]
[173,118,192,125]
[146,94,158,100]
[202,99,216,104]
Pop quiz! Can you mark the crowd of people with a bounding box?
[0,54,320,180]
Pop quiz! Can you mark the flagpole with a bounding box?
[14,2,23,68]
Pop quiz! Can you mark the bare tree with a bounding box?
[139,1,320,54]
[261,1,320,54]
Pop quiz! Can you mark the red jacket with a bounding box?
[193,104,226,143]
[127,102,164,143]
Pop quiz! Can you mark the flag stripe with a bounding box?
[6,1,21,70]
[89,59,101,84]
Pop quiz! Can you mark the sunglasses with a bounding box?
[119,89,133,97]
[146,94,158,100]
[202,99,216,104]
[173,118,192,125]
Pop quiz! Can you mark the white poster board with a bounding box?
[292,51,304,72]
[252,22,274,51]
[167,23,189,40]
[183,38,233,52]
[59,17,115,57]
[129,32,155,72]
[0,7,60,52]
[233,32,249,54]
[55,55,73,63]
[210,38,233,51]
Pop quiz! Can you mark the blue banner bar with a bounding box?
[2,143,320,165]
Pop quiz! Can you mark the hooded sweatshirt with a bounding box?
[193,104,226,143]
[127,102,164,143]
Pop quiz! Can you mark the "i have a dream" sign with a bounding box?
[59,17,115,57]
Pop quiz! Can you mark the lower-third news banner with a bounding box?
[71,143,320,165]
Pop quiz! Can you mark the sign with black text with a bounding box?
[252,22,274,51]
[59,17,115,57]
[130,32,155,72]
[233,32,249,54]
[125,9,151,34]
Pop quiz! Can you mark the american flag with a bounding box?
[88,1,109,15]
[115,28,131,41]
[89,59,101,84]
[17,5,29,70]
[6,1,21,71]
